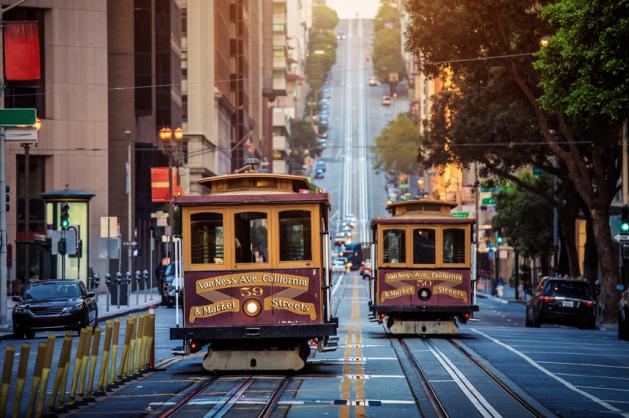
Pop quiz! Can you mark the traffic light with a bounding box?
[58,237,67,255]
[621,205,629,234]
[5,185,9,212]
[496,235,504,244]
[60,202,70,230]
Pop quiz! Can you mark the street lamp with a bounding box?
[22,117,42,284]
[160,127,186,256]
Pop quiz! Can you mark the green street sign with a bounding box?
[0,108,36,127]
[480,186,499,193]
[452,212,469,218]
[399,183,410,189]
[481,197,496,205]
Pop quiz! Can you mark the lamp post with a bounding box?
[160,127,185,257]
[22,116,41,284]
[125,129,133,277]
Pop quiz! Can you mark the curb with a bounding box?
[477,292,529,305]
[0,303,156,341]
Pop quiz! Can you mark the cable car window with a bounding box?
[190,213,224,264]
[235,212,268,263]
[383,229,406,263]
[279,210,312,261]
[443,228,466,264]
[413,228,435,264]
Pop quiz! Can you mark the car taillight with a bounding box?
[582,300,596,308]
[464,313,470,320]
[539,296,555,303]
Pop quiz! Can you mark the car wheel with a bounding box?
[525,308,532,327]
[12,327,24,339]
[620,309,629,340]
[25,330,35,339]
[532,311,542,327]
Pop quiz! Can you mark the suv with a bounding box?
[526,278,597,329]
[381,96,392,106]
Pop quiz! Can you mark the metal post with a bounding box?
[105,273,110,313]
[623,119,628,206]
[126,130,133,278]
[174,237,179,327]
[22,143,30,283]
[149,229,154,301]
[143,270,148,303]
[494,240,499,296]
[167,153,173,257]
[116,272,121,310]
[135,271,140,305]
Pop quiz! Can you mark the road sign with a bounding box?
[480,186,499,193]
[122,240,138,246]
[0,108,36,126]
[99,238,120,259]
[481,197,496,206]
[4,127,37,143]
[452,212,469,218]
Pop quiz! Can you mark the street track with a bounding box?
[392,332,547,418]
[158,375,290,418]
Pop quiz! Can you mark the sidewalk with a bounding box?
[476,279,531,304]
[0,287,161,339]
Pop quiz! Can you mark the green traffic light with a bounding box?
[496,236,504,244]
[622,222,629,233]
[61,219,70,229]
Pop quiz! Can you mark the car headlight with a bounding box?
[63,304,83,313]
[13,305,25,314]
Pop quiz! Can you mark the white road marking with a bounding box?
[332,273,345,298]
[537,360,629,369]
[425,339,502,418]
[472,328,629,417]
[522,351,629,358]
[556,373,629,381]
[576,386,629,393]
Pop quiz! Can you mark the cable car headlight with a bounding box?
[243,299,261,317]
[418,288,432,301]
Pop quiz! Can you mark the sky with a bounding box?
[326,0,381,19]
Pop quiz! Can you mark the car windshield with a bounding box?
[24,282,80,301]
[543,281,591,298]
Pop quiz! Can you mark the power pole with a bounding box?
[0,0,31,328]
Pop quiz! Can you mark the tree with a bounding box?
[492,174,554,263]
[372,113,419,174]
[404,0,623,320]
[373,28,407,82]
[287,119,322,172]
[312,4,339,31]
[374,1,402,32]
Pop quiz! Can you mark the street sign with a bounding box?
[98,238,120,259]
[480,186,499,193]
[481,197,496,205]
[0,108,36,126]
[48,230,60,255]
[122,240,138,246]
[4,127,37,143]
[452,212,469,218]
[399,183,410,189]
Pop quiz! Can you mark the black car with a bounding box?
[12,280,98,338]
[526,278,597,329]
[161,263,183,308]
[619,288,629,340]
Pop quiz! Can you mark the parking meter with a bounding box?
[135,270,141,304]
[143,270,149,302]
[116,272,122,309]
[105,273,111,312]
[92,273,100,289]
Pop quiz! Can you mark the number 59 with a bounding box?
[241,287,263,297]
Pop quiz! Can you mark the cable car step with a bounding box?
[171,346,186,356]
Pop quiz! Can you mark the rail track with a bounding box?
[158,375,290,418]
[391,331,550,418]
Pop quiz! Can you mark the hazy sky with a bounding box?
[326,0,381,19]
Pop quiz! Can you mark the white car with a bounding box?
[332,259,346,273]
[345,214,357,227]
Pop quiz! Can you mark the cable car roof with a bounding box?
[371,199,474,225]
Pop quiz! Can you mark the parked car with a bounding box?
[12,280,97,338]
[619,287,629,340]
[381,95,392,106]
[315,160,327,172]
[314,169,325,179]
[161,262,183,308]
[368,77,378,86]
[337,31,346,40]
[526,278,597,329]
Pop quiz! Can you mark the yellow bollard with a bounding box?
[118,317,133,381]
[57,331,74,409]
[12,343,30,418]
[68,328,87,405]
[87,327,102,397]
[148,314,155,369]
[77,327,93,401]
[35,335,56,417]
[49,332,72,412]
[141,314,149,370]
[128,317,137,377]
[97,321,113,393]
[135,315,145,375]
[0,345,15,417]
[25,342,47,418]
[110,319,120,386]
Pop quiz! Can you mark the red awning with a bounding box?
[4,21,41,81]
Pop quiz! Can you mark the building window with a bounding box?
[443,228,466,264]
[279,210,312,261]
[272,23,285,33]
[235,212,268,263]
[413,228,435,264]
[190,212,224,264]
[383,229,405,264]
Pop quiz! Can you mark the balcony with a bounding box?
[272,77,287,95]
[273,34,286,47]
[273,135,287,151]
[272,109,287,127]
[273,56,287,70]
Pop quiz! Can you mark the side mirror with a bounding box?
[85,291,95,298]
[12,295,21,302]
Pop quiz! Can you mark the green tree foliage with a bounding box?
[492,174,554,259]
[372,113,419,174]
[312,4,339,30]
[373,1,406,82]
[404,0,623,320]
[535,0,629,123]
[287,119,322,171]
